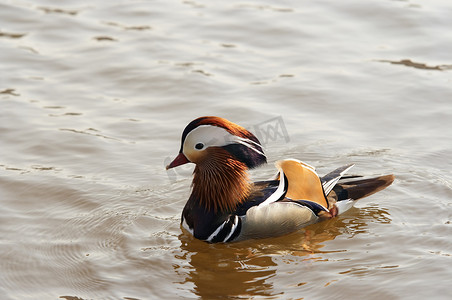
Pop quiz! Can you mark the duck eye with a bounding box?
[195,143,204,150]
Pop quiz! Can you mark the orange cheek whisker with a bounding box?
[191,149,250,213]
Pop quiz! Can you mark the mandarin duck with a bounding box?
[166,116,394,243]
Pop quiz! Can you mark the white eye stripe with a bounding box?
[184,125,232,150]
[183,125,265,156]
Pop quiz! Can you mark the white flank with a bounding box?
[239,202,318,240]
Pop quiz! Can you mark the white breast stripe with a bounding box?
[223,215,239,242]
[206,222,226,242]
[259,170,286,207]
[182,218,194,235]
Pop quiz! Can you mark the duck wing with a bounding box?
[320,164,355,195]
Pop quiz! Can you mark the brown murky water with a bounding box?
[1,0,452,299]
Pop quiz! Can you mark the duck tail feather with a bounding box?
[332,174,395,201]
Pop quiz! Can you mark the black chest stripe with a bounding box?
[206,215,242,243]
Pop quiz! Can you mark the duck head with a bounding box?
[166,116,267,212]
[166,116,266,170]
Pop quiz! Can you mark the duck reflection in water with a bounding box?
[175,205,391,298]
